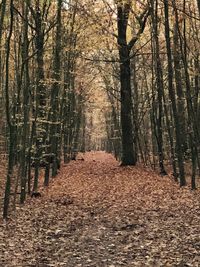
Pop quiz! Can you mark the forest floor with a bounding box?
[0,152,200,267]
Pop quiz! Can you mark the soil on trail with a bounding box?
[0,152,200,267]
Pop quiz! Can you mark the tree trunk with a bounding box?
[117,4,136,165]
[3,0,14,219]
[173,22,187,153]
[151,0,167,175]
[20,0,30,203]
[164,0,186,186]
[49,0,62,178]
[119,48,136,165]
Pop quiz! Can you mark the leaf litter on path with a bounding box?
[0,151,200,267]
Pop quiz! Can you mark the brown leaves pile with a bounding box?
[0,152,200,267]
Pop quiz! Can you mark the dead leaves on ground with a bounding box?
[0,152,200,266]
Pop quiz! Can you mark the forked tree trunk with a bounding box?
[117,2,149,165]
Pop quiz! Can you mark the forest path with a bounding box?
[1,152,200,267]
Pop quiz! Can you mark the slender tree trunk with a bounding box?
[48,0,62,178]
[151,0,167,175]
[0,0,7,80]
[164,0,186,185]
[3,0,14,219]
[162,93,177,179]
[173,22,187,153]
[32,1,46,191]
[20,0,30,203]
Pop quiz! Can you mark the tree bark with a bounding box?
[117,3,136,165]
[20,0,30,203]
[48,0,62,178]
[151,0,167,175]
[3,0,14,219]
[164,0,186,185]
